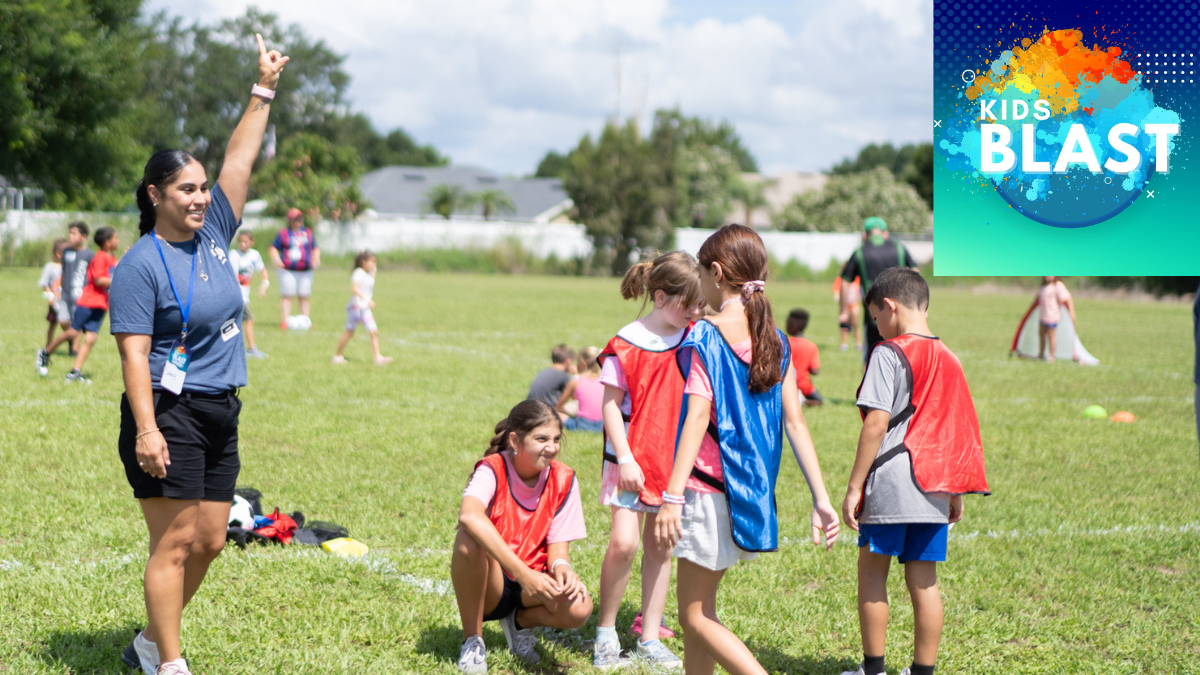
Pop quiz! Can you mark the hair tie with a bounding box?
[742,280,765,296]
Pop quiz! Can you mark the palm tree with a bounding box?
[424,184,466,219]
[735,179,771,228]
[471,188,517,221]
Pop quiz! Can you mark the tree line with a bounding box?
[0,2,443,219]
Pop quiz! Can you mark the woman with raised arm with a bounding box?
[107,35,288,675]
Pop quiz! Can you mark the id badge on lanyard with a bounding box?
[152,234,198,395]
[161,340,190,394]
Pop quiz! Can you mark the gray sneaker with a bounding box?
[65,369,91,384]
[592,639,628,670]
[119,630,160,673]
[499,609,539,664]
[635,639,682,668]
[246,347,269,359]
[457,635,487,674]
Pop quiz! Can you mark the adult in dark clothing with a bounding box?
[839,217,919,359]
[61,221,94,354]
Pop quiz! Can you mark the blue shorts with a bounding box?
[857,523,948,563]
[71,306,107,333]
[1041,322,1058,329]
[563,416,603,432]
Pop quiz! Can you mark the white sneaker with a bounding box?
[499,609,539,664]
[331,355,347,364]
[36,348,49,376]
[839,666,865,675]
[457,635,487,674]
[120,630,160,673]
[157,659,192,675]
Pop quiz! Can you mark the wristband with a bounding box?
[550,559,572,573]
[661,491,685,505]
[136,428,160,439]
[251,84,276,101]
[616,454,636,466]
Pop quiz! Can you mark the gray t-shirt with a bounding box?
[856,345,951,524]
[61,246,94,307]
[528,367,572,408]
[109,183,246,394]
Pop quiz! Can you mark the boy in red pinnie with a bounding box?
[841,268,989,675]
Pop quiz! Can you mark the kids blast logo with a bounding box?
[939,28,1183,228]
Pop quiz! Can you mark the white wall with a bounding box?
[315,216,593,260]
[5,210,934,269]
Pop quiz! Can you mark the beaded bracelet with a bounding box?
[661,491,686,505]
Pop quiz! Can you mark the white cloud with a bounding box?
[145,0,931,174]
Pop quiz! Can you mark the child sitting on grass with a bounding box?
[333,250,391,365]
[452,399,592,673]
[528,344,577,417]
[841,267,989,675]
[785,308,822,406]
[556,346,604,432]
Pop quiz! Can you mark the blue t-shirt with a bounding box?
[110,183,246,394]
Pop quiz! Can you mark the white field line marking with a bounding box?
[0,399,115,408]
[0,547,452,595]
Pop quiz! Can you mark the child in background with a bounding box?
[785,308,822,406]
[452,400,592,673]
[840,267,989,675]
[656,225,840,675]
[333,250,391,366]
[835,275,863,352]
[593,251,704,669]
[528,344,577,414]
[557,347,604,432]
[1036,276,1075,363]
[36,239,71,375]
[46,227,120,383]
[228,230,270,359]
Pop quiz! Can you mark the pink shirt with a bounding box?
[462,452,586,544]
[574,374,605,421]
[1038,282,1071,324]
[681,335,753,493]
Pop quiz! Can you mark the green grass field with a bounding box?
[0,266,1196,674]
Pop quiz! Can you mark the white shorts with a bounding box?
[346,304,377,332]
[598,461,659,514]
[278,269,314,297]
[673,489,757,571]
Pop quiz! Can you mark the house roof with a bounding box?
[360,165,572,222]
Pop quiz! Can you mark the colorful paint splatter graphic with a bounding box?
[938,29,1184,228]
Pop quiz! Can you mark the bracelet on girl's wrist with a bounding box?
[550,559,572,573]
[251,84,275,101]
[136,428,160,439]
[616,454,636,466]
[661,491,686,505]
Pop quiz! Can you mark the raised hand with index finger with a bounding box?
[256,33,289,91]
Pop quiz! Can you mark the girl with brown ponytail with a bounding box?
[654,224,840,675]
[592,250,703,668]
[452,400,592,673]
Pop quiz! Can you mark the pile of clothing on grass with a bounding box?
[226,486,368,556]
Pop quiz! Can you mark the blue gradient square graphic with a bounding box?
[933,1,1200,274]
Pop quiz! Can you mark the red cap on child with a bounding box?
[286,207,303,219]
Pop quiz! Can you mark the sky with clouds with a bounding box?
[145,0,932,176]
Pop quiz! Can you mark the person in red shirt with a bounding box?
[786,308,823,406]
[46,227,120,383]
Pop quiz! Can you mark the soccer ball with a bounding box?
[286,314,312,331]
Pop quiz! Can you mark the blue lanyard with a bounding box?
[151,234,198,341]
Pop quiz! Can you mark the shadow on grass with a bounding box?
[37,623,141,674]
[749,642,860,675]
[417,622,578,673]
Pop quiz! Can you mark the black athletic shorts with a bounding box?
[119,389,241,501]
[482,576,525,622]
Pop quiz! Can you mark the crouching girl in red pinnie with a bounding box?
[452,400,593,673]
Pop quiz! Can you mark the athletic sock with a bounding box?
[595,625,618,644]
[909,663,935,675]
[863,654,885,675]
